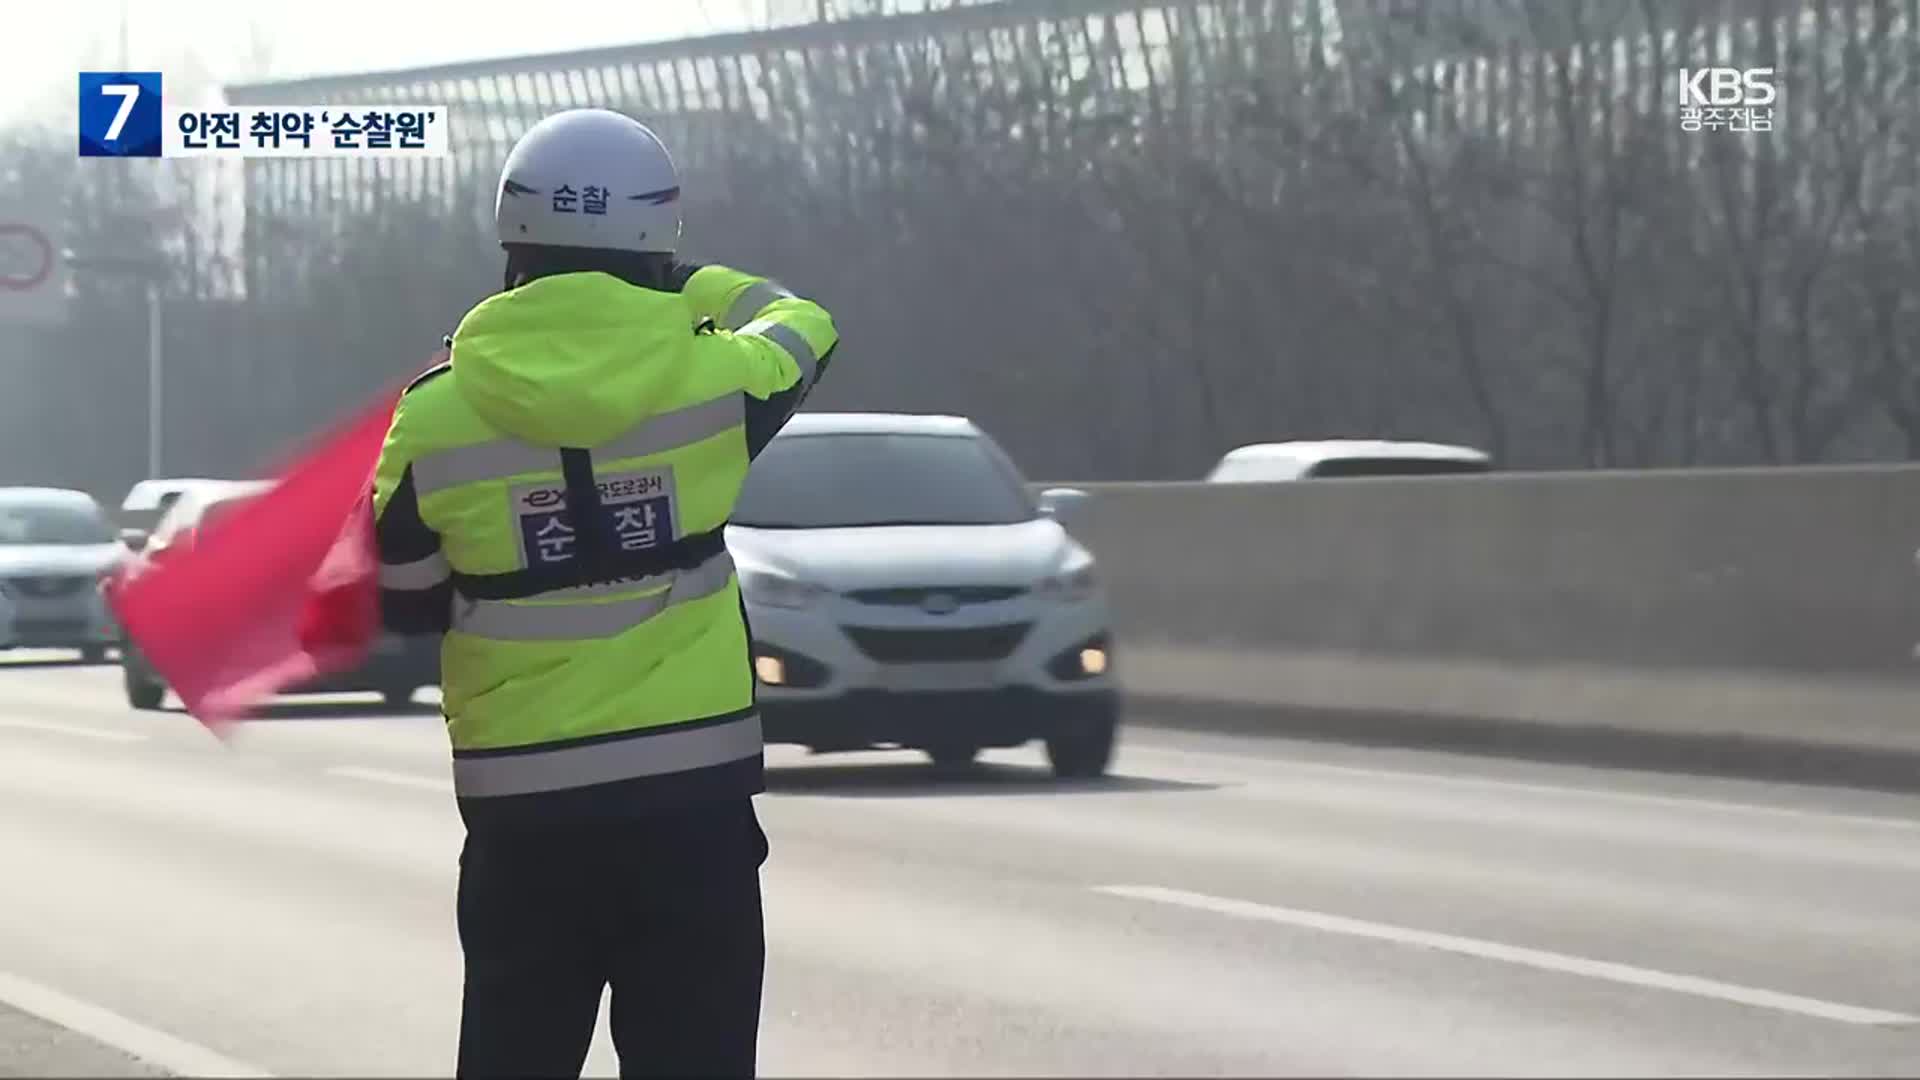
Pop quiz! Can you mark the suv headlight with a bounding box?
[739,569,827,610]
[1035,562,1098,604]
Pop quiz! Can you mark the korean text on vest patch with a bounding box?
[510,468,680,569]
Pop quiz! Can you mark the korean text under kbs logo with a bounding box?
[1679,68,1776,132]
[78,71,164,157]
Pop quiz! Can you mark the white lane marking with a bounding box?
[0,718,147,743]
[326,765,453,794]
[1096,885,1918,1027]
[0,970,271,1077]
[1133,743,1920,832]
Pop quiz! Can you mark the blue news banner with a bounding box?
[78,71,448,159]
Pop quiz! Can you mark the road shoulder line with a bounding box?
[1096,884,1918,1027]
[0,717,147,742]
[0,971,270,1077]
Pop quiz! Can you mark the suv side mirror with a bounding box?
[118,528,149,553]
[1036,487,1091,524]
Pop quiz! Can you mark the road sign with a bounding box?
[0,221,67,326]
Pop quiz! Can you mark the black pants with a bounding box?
[454,798,770,1079]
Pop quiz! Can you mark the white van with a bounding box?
[1205,440,1492,482]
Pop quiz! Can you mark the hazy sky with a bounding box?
[6,0,769,129]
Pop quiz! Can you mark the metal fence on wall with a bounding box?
[225,0,1813,239]
[218,0,1793,399]
[6,0,1912,505]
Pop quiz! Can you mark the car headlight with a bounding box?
[1035,561,1098,604]
[739,569,827,610]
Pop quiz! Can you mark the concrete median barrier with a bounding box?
[1039,466,1920,786]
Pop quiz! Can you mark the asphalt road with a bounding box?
[4,653,1920,1077]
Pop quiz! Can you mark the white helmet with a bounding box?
[493,108,682,254]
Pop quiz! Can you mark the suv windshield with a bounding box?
[733,432,1036,529]
[197,495,256,530]
[0,501,115,545]
[152,491,259,546]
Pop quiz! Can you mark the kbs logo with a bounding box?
[1678,68,1776,132]
[1680,68,1776,106]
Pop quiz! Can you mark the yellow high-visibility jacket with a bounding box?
[372,265,837,828]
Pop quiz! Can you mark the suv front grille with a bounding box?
[846,585,1028,607]
[842,623,1032,663]
[3,576,91,599]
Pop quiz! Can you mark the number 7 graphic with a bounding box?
[78,71,162,158]
[101,83,140,142]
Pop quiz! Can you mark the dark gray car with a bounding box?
[0,487,124,661]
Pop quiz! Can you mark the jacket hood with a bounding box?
[450,272,697,447]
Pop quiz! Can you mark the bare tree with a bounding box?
[6,0,1918,496]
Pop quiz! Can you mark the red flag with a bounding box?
[107,391,400,732]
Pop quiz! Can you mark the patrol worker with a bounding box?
[370,107,837,1079]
